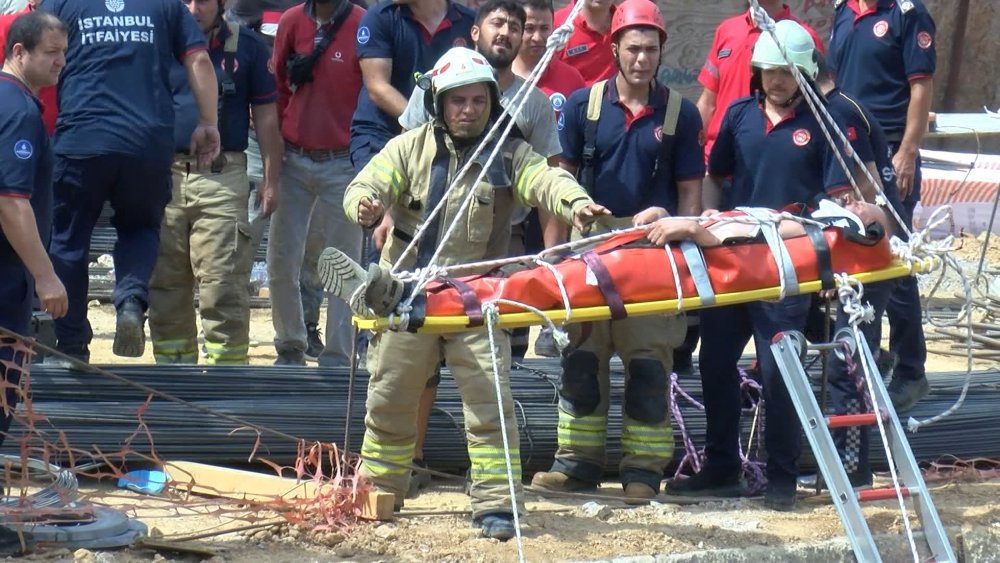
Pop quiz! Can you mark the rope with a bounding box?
[483,303,525,561]
[663,242,685,312]
[389,0,588,300]
[837,276,920,562]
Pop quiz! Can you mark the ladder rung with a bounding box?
[826,413,885,428]
[858,486,912,502]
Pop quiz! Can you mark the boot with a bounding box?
[530,471,595,492]
[623,482,656,505]
[665,470,743,497]
[473,512,515,541]
[113,296,146,357]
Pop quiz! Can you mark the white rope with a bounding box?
[663,243,684,312]
[389,0,589,291]
[837,274,920,563]
[747,0,912,240]
[483,303,525,561]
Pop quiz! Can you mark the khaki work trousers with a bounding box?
[148,153,253,364]
[358,328,523,518]
[554,314,687,487]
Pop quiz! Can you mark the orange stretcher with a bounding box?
[354,225,929,333]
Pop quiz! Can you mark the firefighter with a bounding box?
[329,47,608,540]
[148,0,281,364]
[530,0,704,505]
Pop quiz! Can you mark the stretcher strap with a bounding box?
[738,207,799,297]
[802,223,835,290]
[679,241,716,306]
[438,277,484,327]
[580,251,627,320]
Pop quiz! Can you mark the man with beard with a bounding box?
[266,0,365,366]
[529,0,703,505]
[329,47,608,539]
[394,0,562,492]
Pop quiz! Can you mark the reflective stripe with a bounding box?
[152,338,197,364]
[204,342,249,365]
[515,159,546,203]
[621,422,674,457]
[557,410,608,448]
[361,439,414,477]
[469,446,521,481]
[368,157,404,198]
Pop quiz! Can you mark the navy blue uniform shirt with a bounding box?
[559,78,705,217]
[709,95,851,211]
[38,0,206,163]
[0,73,52,267]
[171,22,277,153]
[349,0,474,152]
[828,0,936,139]
[827,86,906,228]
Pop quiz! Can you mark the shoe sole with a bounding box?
[665,484,744,498]
[113,315,145,358]
[317,247,366,312]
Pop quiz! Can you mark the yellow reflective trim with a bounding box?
[361,459,408,477]
[368,158,404,198]
[152,339,196,352]
[515,159,546,203]
[557,411,608,428]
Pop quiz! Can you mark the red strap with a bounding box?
[580,251,627,320]
[439,277,484,327]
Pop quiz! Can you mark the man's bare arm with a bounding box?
[360,58,409,118]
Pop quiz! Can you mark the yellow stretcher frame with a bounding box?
[353,258,934,334]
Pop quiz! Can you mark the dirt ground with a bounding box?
[35,302,995,562]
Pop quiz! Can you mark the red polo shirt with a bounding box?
[272,2,365,150]
[553,4,616,86]
[533,58,586,125]
[697,6,824,160]
[0,7,57,136]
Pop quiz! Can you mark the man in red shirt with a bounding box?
[513,0,585,122]
[696,1,823,162]
[0,0,55,135]
[268,0,365,366]
[552,0,615,85]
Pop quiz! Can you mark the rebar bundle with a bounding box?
[14,360,1000,476]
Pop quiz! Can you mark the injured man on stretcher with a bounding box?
[318,195,894,323]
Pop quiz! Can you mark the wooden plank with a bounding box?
[163,461,395,521]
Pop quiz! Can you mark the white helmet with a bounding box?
[751,20,818,80]
[421,47,500,116]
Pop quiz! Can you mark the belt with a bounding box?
[285,143,348,161]
[174,152,236,173]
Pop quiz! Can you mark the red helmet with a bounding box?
[610,0,667,44]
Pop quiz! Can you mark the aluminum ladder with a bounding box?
[770,330,955,563]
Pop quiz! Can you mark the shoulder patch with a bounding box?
[717,48,731,59]
[917,31,933,49]
[13,139,33,160]
[356,26,370,45]
[900,0,914,13]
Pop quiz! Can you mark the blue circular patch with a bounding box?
[549,93,566,112]
[13,139,32,160]
[356,26,370,45]
[556,112,565,131]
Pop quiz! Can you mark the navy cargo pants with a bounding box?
[697,296,813,488]
[48,155,172,355]
[0,267,34,447]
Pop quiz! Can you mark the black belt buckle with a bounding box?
[210,154,228,173]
